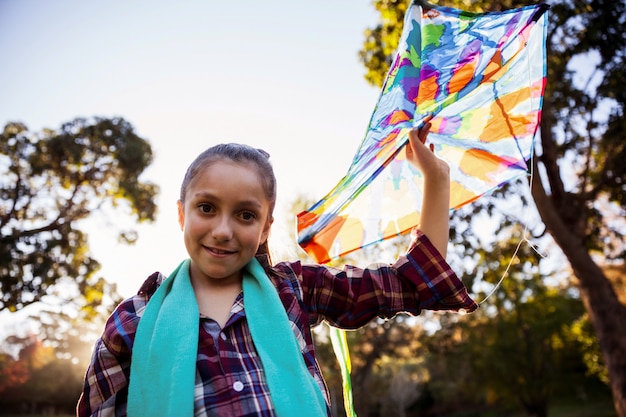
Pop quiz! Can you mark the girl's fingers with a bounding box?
[418,122,431,144]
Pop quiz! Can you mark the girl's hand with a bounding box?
[405,115,450,183]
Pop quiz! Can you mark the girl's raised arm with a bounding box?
[405,117,451,258]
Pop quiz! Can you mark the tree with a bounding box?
[464,231,592,417]
[411,228,614,417]
[0,117,158,312]
[359,0,626,415]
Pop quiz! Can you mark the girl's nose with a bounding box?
[212,215,233,241]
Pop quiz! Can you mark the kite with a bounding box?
[297,0,550,264]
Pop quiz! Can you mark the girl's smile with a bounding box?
[204,246,235,256]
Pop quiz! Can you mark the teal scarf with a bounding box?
[243,257,327,416]
[128,258,327,416]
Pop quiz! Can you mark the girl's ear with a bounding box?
[177,200,185,230]
[261,216,274,244]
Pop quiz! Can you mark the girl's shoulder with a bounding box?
[136,271,165,298]
[256,252,303,281]
[101,272,165,355]
[270,259,302,278]
[263,256,309,303]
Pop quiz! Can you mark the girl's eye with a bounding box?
[240,211,257,221]
[198,203,214,213]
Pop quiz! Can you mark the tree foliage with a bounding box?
[0,117,158,312]
[462,232,589,417]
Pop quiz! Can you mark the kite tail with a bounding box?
[329,326,357,417]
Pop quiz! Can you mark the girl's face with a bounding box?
[177,159,272,287]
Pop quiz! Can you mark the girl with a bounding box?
[77,122,477,416]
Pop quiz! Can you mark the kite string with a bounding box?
[477,150,548,305]
[478,38,548,305]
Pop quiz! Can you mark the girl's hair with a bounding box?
[179,143,277,259]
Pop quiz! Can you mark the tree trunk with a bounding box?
[531,157,626,417]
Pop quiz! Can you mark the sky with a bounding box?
[0,1,383,300]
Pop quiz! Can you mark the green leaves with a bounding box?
[0,117,158,311]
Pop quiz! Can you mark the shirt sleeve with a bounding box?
[297,230,478,329]
[401,229,478,312]
[76,336,131,417]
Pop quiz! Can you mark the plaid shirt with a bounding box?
[77,231,477,416]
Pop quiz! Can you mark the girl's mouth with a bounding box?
[204,246,235,256]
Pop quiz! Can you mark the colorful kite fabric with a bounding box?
[297,0,549,264]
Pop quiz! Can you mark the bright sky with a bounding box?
[0,1,382,299]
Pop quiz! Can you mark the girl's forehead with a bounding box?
[199,158,260,177]
[190,159,265,191]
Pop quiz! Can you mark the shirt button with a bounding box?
[220,332,227,341]
[233,381,244,392]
